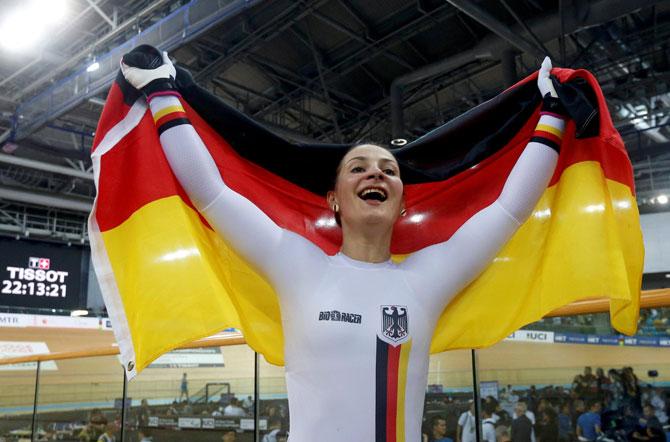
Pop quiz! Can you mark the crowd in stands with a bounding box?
[54,365,664,441]
[126,394,289,441]
[423,366,668,442]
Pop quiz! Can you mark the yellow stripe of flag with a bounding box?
[396,339,412,441]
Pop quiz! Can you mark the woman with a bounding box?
[121,48,567,442]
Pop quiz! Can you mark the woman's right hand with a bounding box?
[120,45,176,94]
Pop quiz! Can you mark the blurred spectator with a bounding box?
[222,429,237,442]
[595,368,609,400]
[427,415,453,442]
[501,387,519,417]
[482,405,497,442]
[219,393,232,407]
[166,401,179,417]
[457,402,476,442]
[138,429,152,442]
[576,401,602,441]
[494,401,512,428]
[511,402,533,442]
[622,367,641,412]
[527,386,538,414]
[242,395,254,411]
[78,409,107,442]
[631,404,664,442]
[137,399,150,428]
[645,387,668,424]
[224,398,247,417]
[262,418,283,442]
[496,425,511,442]
[558,403,572,442]
[607,369,624,411]
[571,399,585,431]
[519,400,536,442]
[573,367,598,400]
[535,406,558,442]
[265,404,279,418]
[96,423,116,442]
[179,373,189,402]
[554,386,569,403]
[181,399,193,415]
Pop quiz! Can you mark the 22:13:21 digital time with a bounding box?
[1,280,67,297]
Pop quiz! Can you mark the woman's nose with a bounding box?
[367,167,384,179]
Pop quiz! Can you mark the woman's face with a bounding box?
[328,144,404,229]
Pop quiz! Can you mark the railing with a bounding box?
[1,288,669,442]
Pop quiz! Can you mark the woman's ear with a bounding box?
[326,191,337,211]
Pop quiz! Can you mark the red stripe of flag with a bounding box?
[386,344,401,442]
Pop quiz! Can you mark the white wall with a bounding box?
[86,257,106,310]
[640,211,670,273]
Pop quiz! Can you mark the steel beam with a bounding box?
[391,0,665,140]
[13,0,266,141]
[193,1,330,84]
[0,186,93,212]
[250,3,456,124]
[446,0,545,59]
[85,0,116,29]
[0,153,93,181]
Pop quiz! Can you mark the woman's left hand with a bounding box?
[537,56,558,98]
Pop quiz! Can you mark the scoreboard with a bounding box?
[0,237,87,310]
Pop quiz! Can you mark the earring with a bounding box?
[400,208,407,216]
[333,203,339,213]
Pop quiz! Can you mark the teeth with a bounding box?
[361,188,386,198]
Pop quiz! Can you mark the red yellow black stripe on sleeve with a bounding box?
[152,102,191,135]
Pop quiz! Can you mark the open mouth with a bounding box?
[358,187,387,202]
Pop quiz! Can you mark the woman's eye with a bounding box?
[384,168,396,176]
[351,166,365,173]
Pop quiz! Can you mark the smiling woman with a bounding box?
[327,144,405,261]
[118,46,568,442]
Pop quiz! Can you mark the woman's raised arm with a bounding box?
[120,48,322,285]
[402,57,566,306]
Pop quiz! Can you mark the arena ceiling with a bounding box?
[0,0,668,243]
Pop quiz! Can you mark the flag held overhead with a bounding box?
[89,48,642,379]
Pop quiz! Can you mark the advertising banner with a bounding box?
[149,348,225,368]
[0,341,57,371]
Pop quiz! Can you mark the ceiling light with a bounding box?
[71,309,88,317]
[657,194,668,205]
[86,61,100,73]
[0,0,68,52]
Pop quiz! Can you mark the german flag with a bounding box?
[89,65,643,378]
